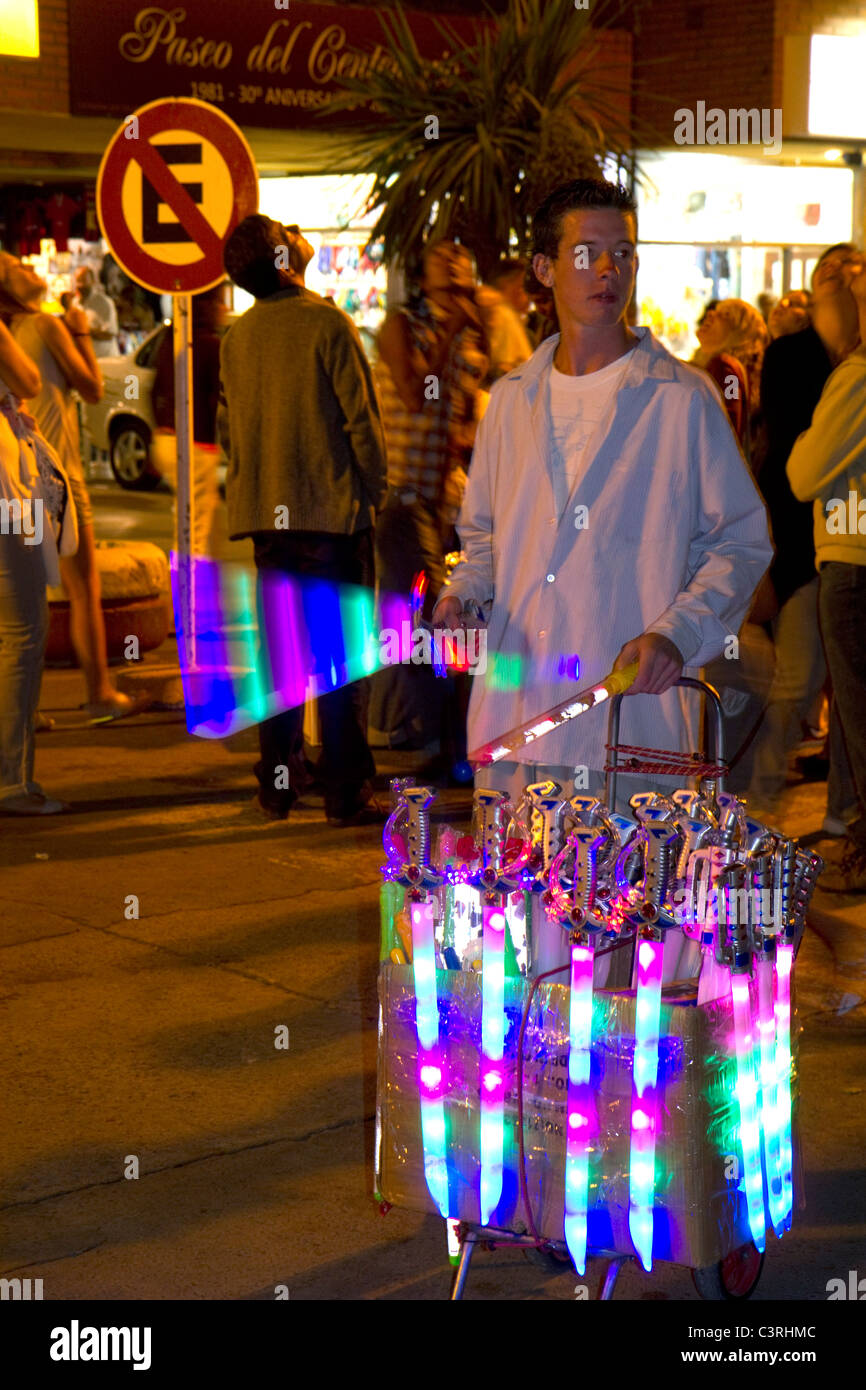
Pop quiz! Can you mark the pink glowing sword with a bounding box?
[469,661,640,768]
[547,823,612,1275]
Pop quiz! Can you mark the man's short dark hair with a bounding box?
[223,214,286,299]
[531,179,637,262]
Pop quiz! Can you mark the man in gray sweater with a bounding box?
[219,214,388,825]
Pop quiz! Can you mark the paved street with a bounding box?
[1,481,864,1301]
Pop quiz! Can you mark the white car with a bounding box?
[83,324,168,491]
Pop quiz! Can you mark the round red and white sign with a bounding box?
[96,98,259,296]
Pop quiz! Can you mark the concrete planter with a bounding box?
[45,540,171,667]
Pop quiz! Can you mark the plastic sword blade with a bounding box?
[564,939,595,1275]
[468,660,640,768]
[628,934,664,1272]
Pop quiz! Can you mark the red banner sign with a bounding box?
[68,1,480,132]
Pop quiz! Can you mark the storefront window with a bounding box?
[635,151,854,355]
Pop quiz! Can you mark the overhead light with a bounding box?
[824,148,843,160]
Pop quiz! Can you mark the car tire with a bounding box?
[109,420,161,491]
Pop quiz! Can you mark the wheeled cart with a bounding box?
[375,679,817,1300]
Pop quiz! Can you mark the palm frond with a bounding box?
[320,0,641,276]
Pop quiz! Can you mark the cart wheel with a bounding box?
[525,1243,575,1276]
[692,1242,765,1300]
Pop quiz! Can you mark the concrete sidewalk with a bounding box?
[1,648,864,1300]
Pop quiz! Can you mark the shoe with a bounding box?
[822,814,851,838]
[0,792,67,815]
[35,711,56,732]
[86,692,150,725]
[252,792,296,821]
[325,785,385,828]
[819,841,866,893]
[797,754,829,783]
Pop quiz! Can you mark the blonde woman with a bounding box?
[694,298,769,460]
[0,252,137,721]
[0,317,77,813]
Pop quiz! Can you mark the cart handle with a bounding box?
[604,676,726,812]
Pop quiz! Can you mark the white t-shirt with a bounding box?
[547,347,634,517]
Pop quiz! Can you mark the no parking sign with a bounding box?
[96,97,258,295]
[96,99,259,664]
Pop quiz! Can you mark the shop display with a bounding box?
[377,747,822,1293]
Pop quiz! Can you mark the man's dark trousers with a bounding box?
[819,561,866,853]
[252,529,376,819]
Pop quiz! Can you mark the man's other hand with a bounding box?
[614,633,684,695]
[431,595,466,629]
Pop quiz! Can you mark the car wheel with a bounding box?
[110,421,160,491]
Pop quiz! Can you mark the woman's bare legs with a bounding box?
[59,521,129,711]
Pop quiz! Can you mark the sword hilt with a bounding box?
[471,788,523,895]
[548,824,610,930]
[718,860,752,970]
[525,780,568,884]
[398,786,443,891]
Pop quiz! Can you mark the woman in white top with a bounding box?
[0,252,137,721]
[0,318,78,813]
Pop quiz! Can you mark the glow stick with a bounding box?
[756,951,785,1237]
[564,940,595,1275]
[479,903,506,1225]
[469,660,639,768]
[731,973,767,1252]
[628,936,664,1272]
[774,942,794,1230]
[411,899,449,1217]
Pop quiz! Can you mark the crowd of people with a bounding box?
[2,179,865,892]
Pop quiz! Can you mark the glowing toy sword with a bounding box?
[619,822,679,1272]
[774,844,823,1231]
[750,840,786,1238]
[397,787,450,1218]
[719,862,766,1254]
[469,661,639,768]
[469,789,530,1227]
[547,822,612,1275]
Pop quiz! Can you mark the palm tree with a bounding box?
[324,0,639,279]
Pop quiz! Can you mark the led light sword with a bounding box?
[750,841,786,1237]
[548,824,610,1275]
[774,938,794,1232]
[618,822,679,1272]
[470,790,531,1226]
[523,781,569,976]
[720,862,766,1253]
[774,845,823,1231]
[468,660,640,768]
[398,787,450,1218]
[775,838,798,1232]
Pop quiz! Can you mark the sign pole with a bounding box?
[174,292,196,669]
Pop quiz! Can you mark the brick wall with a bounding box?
[631,0,776,147]
[0,0,69,113]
